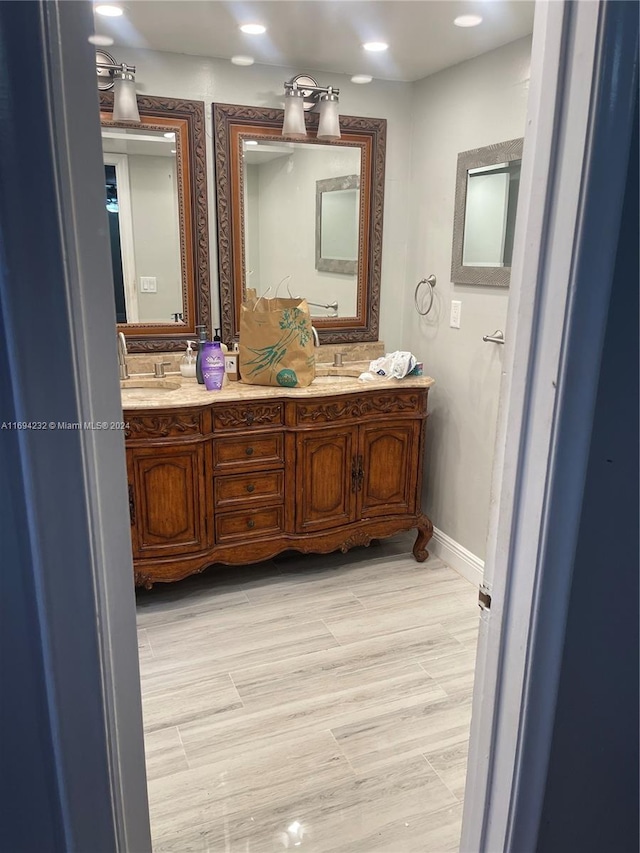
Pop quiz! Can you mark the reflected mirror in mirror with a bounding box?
[101,127,183,324]
[242,139,361,318]
[316,175,360,275]
[451,137,524,287]
[462,161,521,268]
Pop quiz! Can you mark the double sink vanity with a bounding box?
[122,359,434,588]
[101,91,435,587]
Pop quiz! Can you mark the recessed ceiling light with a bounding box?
[240,23,266,35]
[454,14,483,27]
[245,140,258,146]
[351,74,373,84]
[231,55,255,66]
[163,132,175,139]
[88,33,114,46]
[94,5,123,17]
[363,42,388,52]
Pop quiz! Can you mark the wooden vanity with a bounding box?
[123,376,434,587]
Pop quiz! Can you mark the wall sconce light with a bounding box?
[282,74,341,141]
[96,50,140,123]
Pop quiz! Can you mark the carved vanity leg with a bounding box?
[135,572,154,590]
[412,514,434,562]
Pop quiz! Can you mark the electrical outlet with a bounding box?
[450,300,462,329]
[140,276,157,293]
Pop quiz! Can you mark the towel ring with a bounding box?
[414,275,437,316]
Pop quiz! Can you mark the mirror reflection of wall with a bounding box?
[242,139,361,318]
[321,189,358,260]
[101,127,183,324]
[462,161,521,268]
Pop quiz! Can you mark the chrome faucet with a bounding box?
[117,332,129,380]
[311,326,320,348]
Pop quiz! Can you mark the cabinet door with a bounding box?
[129,444,206,557]
[358,421,419,518]
[296,427,357,532]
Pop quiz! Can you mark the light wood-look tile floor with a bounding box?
[136,533,479,852]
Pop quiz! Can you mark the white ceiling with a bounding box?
[96,1,535,83]
[101,129,177,157]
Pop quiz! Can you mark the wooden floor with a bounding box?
[136,533,479,852]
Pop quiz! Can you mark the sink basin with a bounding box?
[312,375,359,385]
[120,378,181,392]
[120,379,181,402]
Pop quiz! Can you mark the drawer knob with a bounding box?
[245,446,254,456]
[247,519,255,529]
[246,483,255,493]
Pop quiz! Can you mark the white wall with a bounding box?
[404,37,532,560]
[244,163,261,283]
[113,47,413,349]
[128,154,182,322]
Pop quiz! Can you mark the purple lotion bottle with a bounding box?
[201,341,225,391]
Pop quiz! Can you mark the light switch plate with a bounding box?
[140,276,157,293]
[450,300,462,329]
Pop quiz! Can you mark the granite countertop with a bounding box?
[121,362,435,410]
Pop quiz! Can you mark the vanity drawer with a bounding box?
[212,432,284,471]
[124,409,204,440]
[294,392,426,426]
[215,506,283,542]
[215,470,284,508]
[213,402,284,432]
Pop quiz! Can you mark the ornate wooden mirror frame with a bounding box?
[100,93,210,352]
[213,103,386,344]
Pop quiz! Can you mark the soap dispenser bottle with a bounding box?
[180,340,197,378]
[195,325,208,384]
[213,327,228,354]
[201,340,226,391]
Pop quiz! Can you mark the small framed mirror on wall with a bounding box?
[451,137,524,287]
[100,93,211,351]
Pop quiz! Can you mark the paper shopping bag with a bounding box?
[239,296,316,387]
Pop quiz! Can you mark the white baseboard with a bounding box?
[430,527,484,586]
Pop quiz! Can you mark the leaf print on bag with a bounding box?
[279,308,312,347]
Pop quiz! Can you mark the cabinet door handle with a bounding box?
[351,456,358,492]
[245,446,254,456]
[128,483,136,525]
[356,456,364,491]
[247,518,255,529]
[246,483,255,493]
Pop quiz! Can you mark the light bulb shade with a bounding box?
[317,93,341,140]
[282,89,306,139]
[112,73,140,123]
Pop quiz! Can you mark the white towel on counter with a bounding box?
[367,351,417,379]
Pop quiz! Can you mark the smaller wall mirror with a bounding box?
[316,175,360,276]
[451,138,523,287]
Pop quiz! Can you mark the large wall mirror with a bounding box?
[213,103,386,343]
[100,93,210,351]
[451,138,523,287]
